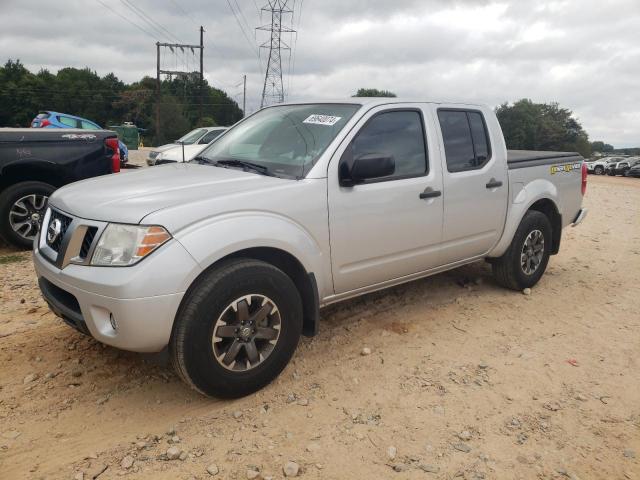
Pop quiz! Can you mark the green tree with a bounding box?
[0,59,243,145]
[496,99,592,157]
[353,88,397,97]
[591,141,614,152]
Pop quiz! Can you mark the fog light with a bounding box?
[109,313,118,331]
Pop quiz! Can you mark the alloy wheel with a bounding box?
[212,294,281,372]
[9,194,48,241]
[520,229,545,275]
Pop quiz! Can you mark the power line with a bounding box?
[94,0,158,39]
[119,0,182,44]
[288,0,303,96]
[233,0,254,37]
[168,0,199,26]
[226,0,260,57]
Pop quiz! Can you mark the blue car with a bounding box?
[31,111,128,164]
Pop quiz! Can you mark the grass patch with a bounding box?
[0,254,26,265]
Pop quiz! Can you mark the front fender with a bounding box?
[173,211,331,299]
[488,179,559,258]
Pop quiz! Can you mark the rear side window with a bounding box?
[199,130,224,144]
[438,110,491,173]
[348,110,428,180]
[58,116,78,128]
[80,120,99,130]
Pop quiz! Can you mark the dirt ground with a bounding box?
[0,175,638,480]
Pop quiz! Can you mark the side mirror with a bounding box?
[340,153,395,186]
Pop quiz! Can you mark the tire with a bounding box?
[492,210,552,291]
[170,258,303,398]
[0,181,55,249]
[594,166,603,175]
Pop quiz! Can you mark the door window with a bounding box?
[347,110,427,181]
[438,110,491,172]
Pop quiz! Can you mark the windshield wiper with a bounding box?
[190,155,215,165]
[213,159,272,176]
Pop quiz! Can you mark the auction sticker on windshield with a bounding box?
[303,114,342,126]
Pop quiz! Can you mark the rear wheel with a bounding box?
[0,181,55,249]
[170,258,303,398]
[492,210,552,291]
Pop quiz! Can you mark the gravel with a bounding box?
[166,446,182,460]
[283,461,299,477]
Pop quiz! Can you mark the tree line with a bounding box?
[0,59,243,145]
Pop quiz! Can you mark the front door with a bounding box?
[434,106,508,264]
[328,106,444,294]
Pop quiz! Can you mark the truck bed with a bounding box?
[507,150,583,169]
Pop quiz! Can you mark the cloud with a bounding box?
[1,0,638,146]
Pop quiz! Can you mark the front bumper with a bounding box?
[571,208,588,227]
[34,238,201,352]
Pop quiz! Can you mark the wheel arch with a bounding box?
[0,161,65,192]
[527,198,562,254]
[178,246,320,338]
[489,181,562,259]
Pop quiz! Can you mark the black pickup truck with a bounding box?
[0,128,120,248]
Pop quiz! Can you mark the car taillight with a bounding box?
[105,137,121,173]
[40,119,51,127]
[581,162,587,196]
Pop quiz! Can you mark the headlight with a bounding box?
[91,224,171,266]
[155,152,163,161]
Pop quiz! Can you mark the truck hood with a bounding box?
[49,163,294,225]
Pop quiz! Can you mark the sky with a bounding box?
[1,0,638,147]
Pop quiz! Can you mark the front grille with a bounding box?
[149,151,159,159]
[79,227,98,260]
[46,210,73,252]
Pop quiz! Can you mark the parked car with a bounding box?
[31,111,129,165]
[147,127,227,166]
[586,156,624,175]
[0,128,120,248]
[607,158,640,176]
[34,99,587,398]
[152,128,228,165]
[626,163,640,178]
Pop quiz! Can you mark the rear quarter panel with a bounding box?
[489,159,584,257]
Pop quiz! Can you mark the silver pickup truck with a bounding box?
[33,99,588,398]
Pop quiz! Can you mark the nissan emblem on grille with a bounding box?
[47,218,62,244]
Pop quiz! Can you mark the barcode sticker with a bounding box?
[303,114,342,126]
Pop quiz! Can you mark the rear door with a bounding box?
[328,105,444,294]
[434,106,508,264]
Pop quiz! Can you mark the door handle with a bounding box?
[485,179,503,189]
[419,188,442,199]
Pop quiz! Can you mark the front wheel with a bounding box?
[492,210,552,291]
[594,166,604,175]
[170,258,303,398]
[0,181,55,249]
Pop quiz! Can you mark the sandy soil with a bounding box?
[0,175,638,480]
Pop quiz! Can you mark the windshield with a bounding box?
[178,128,209,145]
[196,103,361,178]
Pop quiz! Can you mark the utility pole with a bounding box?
[257,1,295,108]
[154,28,204,142]
[155,42,161,142]
[199,26,204,124]
[242,75,247,117]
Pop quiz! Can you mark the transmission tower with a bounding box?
[257,1,295,108]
